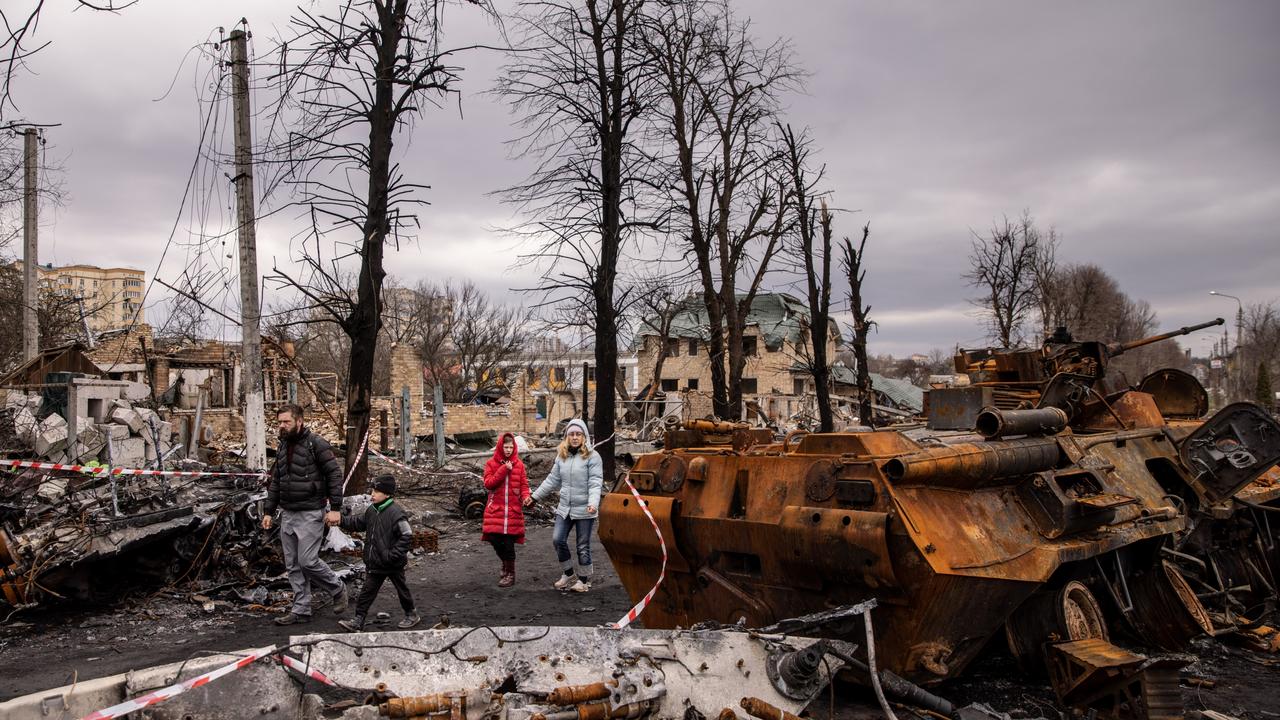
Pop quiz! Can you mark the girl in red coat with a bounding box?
[482,432,529,587]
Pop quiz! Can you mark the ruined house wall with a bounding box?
[636,325,827,401]
[86,324,153,369]
[388,344,425,412]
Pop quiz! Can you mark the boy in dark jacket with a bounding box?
[337,475,421,631]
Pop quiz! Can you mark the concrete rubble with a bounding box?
[0,623,861,720]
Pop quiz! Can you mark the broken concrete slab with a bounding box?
[34,417,69,457]
[109,407,146,434]
[114,437,146,468]
[36,478,69,504]
[76,425,108,463]
[13,406,38,444]
[98,423,130,441]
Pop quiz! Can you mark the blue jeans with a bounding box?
[552,515,595,580]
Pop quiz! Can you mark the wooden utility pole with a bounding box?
[229,29,266,471]
[22,128,38,363]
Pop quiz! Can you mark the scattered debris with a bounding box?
[0,624,854,720]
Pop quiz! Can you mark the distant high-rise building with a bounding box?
[11,262,146,333]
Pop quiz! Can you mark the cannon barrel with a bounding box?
[975,407,1068,440]
[882,437,1061,485]
[1105,317,1224,357]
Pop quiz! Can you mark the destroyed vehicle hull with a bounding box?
[0,626,848,720]
[599,401,1280,686]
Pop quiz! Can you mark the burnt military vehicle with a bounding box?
[600,317,1280,715]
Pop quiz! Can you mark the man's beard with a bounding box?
[279,427,301,442]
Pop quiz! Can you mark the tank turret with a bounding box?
[929,317,1224,431]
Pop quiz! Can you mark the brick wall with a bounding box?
[636,325,825,418]
[388,344,425,413]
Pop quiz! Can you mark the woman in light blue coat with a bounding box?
[525,418,603,592]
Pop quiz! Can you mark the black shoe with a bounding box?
[338,616,365,633]
[398,612,421,629]
[274,612,312,626]
[332,585,350,615]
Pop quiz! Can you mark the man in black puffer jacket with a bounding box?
[261,404,349,625]
[337,475,420,631]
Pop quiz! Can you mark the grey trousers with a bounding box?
[280,508,344,616]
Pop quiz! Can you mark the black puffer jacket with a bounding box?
[265,427,343,513]
[341,500,413,572]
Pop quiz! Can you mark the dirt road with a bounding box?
[0,522,632,702]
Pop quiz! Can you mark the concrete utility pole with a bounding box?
[22,128,38,363]
[230,29,266,471]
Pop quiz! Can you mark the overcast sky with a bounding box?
[7,1,1278,357]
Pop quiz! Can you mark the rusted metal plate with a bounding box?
[803,460,836,502]
[887,479,1184,582]
[778,507,900,590]
[1138,369,1208,419]
[598,493,690,572]
[1079,391,1166,430]
[793,432,921,457]
[926,387,994,430]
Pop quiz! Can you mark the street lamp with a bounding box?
[1209,291,1245,402]
[1208,291,1243,351]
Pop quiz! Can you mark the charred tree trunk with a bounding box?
[589,0,634,483]
[782,124,834,432]
[804,205,834,432]
[341,2,402,495]
[704,292,730,419]
[843,225,873,427]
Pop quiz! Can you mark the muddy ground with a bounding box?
[2,487,1279,719]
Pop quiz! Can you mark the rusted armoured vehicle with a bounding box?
[600,318,1280,707]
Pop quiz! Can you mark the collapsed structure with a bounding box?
[601,318,1280,718]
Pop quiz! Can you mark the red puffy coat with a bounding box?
[482,432,529,542]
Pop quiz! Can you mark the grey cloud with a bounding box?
[9,0,1277,357]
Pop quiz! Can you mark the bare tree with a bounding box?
[779,125,838,431]
[646,0,801,419]
[410,281,533,403]
[965,210,1055,347]
[263,0,494,493]
[497,0,658,480]
[841,223,874,426]
[0,129,65,250]
[1,1,137,118]
[629,275,690,419]
[0,259,90,370]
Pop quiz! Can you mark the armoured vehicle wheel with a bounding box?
[1005,580,1109,675]
[1127,560,1214,651]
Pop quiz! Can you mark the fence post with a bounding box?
[433,385,446,467]
[401,386,412,463]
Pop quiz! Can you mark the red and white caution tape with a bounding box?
[278,653,337,686]
[79,646,276,720]
[611,473,667,630]
[368,447,482,479]
[1,458,267,478]
[339,426,373,494]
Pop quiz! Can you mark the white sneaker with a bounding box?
[569,579,591,593]
[554,574,576,590]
